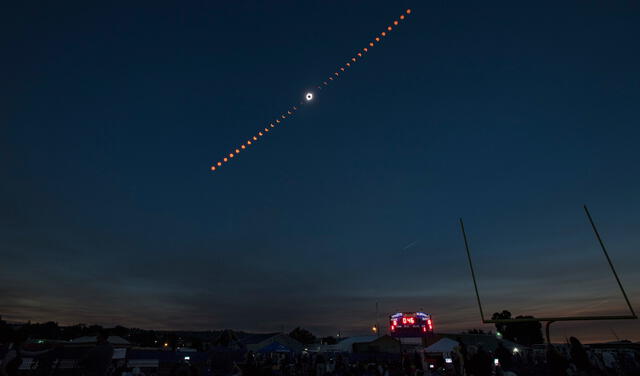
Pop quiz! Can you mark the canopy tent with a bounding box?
[425,338,459,354]
[334,336,377,353]
[70,336,130,345]
[257,342,293,353]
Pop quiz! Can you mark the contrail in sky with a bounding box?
[402,240,418,251]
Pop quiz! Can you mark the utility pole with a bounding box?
[376,302,380,337]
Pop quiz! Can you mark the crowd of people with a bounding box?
[0,331,115,376]
[233,337,640,376]
[2,332,639,376]
[238,352,418,376]
[432,336,638,376]
[211,338,640,376]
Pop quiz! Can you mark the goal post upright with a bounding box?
[459,206,637,344]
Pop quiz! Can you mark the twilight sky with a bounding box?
[2,1,640,343]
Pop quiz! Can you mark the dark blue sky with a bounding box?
[2,1,640,342]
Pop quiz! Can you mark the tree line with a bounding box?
[1,311,545,348]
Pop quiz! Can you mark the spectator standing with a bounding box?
[471,346,492,376]
[568,337,592,376]
[83,331,114,376]
[494,343,513,372]
[547,345,569,376]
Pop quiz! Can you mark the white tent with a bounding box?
[425,338,459,354]
[334,336,378,353]
[70,336,130,345]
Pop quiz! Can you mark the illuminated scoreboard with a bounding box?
[389,312,434,337]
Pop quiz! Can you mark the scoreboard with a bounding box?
[389,312,434,337]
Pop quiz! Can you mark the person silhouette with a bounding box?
[546,345,569,376]
[82,331,114,376]
[568,337,591,375]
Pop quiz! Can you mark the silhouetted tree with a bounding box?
[167,332,178,351]
[112,325,129,337]
[321,336,337,345]
[289,327,316,344]
[211,330,243,350]
[510,316,543,345]
[0,317,14,343]
[190,337,204,351]
[491,311,544,345]
[87,325,104,336]
[28,321,61,339]
[492,310,512,336]
[129,328,158,347]
[61,324,86,339]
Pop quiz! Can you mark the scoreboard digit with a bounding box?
[389,312,434,337]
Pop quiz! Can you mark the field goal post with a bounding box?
[460,205,637,344]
